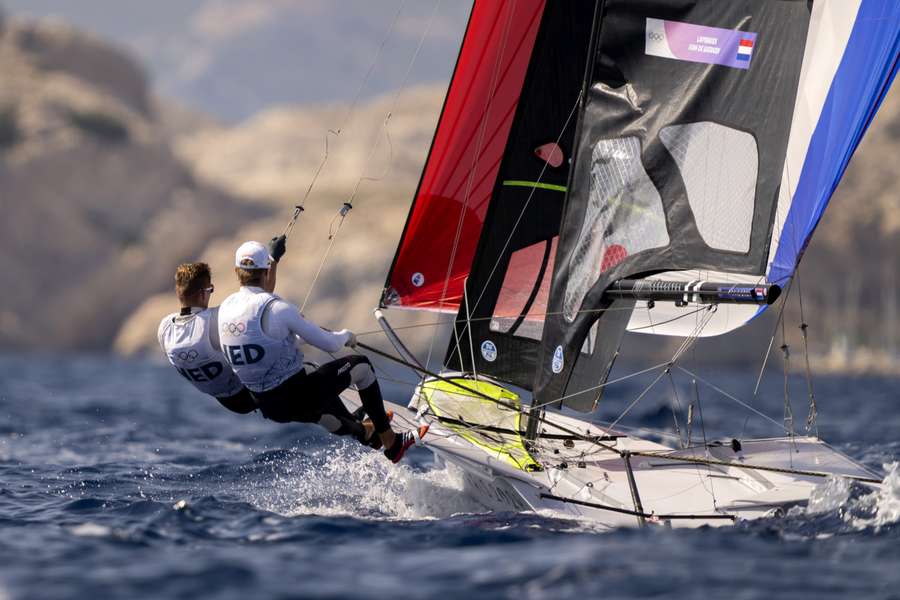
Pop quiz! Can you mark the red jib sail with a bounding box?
[381,0,546,313]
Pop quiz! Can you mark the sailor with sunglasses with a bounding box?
[158,262,256,414]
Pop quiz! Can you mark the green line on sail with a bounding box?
[502,180,567,193]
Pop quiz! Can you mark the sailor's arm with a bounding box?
[266,300,351,352]
[291,312,352,353]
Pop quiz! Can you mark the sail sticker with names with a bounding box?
[645,18,757,70]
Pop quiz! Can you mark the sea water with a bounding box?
[0,354,898,599]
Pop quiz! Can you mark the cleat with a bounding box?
[384,425,429,464]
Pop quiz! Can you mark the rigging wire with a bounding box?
[298,0,443,312]
[351,338,886,484]
[780,300,798,461]
[408,305,720,452]
[666,370,685,449]
[422,0,519,382]
[282,0,408,239]
[354,303,640,337]
[600,305,717,436]
[795,266,819,436]
[677,365,789,433]
[691,373,719,508]
[741,277,795,441]
[448,88,584,358]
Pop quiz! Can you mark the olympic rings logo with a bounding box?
[176,349,199,362]
[223,322,247,336]
[648,32,664,42]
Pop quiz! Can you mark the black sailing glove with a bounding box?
[268,234,287,263]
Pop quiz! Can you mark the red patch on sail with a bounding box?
[535,143,564,168]
[600,244,627,272]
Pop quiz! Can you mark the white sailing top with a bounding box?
[218,286,351,392]
[158,307,245,399]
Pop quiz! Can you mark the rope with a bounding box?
[449,89,584,356]
[422,0,519,382]
[539,493,737,521]
[742,277,795,440]
[795,267,818,436]
[354,303,640,337]
[282,0,408,239]
[354,341,883,484]
[298,0,443,311]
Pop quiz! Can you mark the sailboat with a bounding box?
[362,0,898,527]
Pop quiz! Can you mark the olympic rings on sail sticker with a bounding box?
[481,340,497,362]
[411,272,425,287]
[223,322,247,336]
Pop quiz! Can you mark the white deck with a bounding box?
[342,385,880,529]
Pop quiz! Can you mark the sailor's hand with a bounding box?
[344,331,358,348]
[268,234,287,262]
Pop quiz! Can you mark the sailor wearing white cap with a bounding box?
[218,235,419,463]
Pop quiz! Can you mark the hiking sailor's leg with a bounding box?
[347,356,391,433]
[310,356,397,449]
[316,394,369,444]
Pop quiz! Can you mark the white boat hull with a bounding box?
[343,383,880,529]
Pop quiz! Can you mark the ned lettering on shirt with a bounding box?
[162,235,425,464]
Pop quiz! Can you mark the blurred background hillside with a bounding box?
[0,2,897,374]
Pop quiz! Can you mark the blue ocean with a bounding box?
[1,354,898,600]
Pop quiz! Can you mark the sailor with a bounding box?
[218,236,420,463]
[158,262,256,415]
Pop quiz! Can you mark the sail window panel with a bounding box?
[563,136,669,322]
[660,122,758,254]
[490,238,557,341]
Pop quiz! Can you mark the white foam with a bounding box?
[848,462,900,530]
[243,443,490,520]
[804,462,900,531]
[69,522,113,538]
[806,475,852,515]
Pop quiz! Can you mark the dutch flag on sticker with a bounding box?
[736,37,754,62]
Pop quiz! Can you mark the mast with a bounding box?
[525,0,604,444]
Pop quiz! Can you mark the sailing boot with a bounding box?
[383,425,429,464]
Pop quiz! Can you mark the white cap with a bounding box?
[234,241,272,269]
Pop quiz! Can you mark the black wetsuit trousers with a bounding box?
[215,387,257,414]
[251,355,390,443]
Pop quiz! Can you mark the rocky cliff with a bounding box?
[2,12,896,374]
[0,17,269,350]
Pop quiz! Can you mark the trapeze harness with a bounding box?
[217,286,391,442]
[158,307,256,414]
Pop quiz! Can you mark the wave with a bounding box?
[237,442,491,520]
